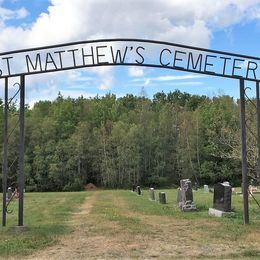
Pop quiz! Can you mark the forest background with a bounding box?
[0,90,258,191]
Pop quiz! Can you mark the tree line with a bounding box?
[0,90,259,191]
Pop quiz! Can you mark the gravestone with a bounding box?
[223,181,230,186]
[7,187,12,202]
[159,192,166,204]
[176,188,182,204]
[177,179,196,211]
[209,182,233,217]
[213,182,232,212]
[149,188,155,201]
[204,185,209,193]
[180,179,193,201]
[137,186,141,195]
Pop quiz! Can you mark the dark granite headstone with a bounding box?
[137,186,141,195]
[159,192,166,204]
[213,183,232,212]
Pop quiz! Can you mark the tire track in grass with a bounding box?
[25,191,98,260]
[24,190,260,259]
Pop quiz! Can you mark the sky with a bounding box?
[1,0,260,106]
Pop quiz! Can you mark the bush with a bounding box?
[145,176,169,188]
[63,179,84,192]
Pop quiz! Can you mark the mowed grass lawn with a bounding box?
[0,189,260,258]
[0,192,86,257]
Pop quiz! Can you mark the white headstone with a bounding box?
[223,181,230,186]
[204,185,209,193]
[149,188,155,200]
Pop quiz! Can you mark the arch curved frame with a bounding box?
[1,38,260,227]
[0,38,260,82]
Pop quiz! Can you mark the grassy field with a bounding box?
[0,189,260,259]
[0,192,86,257]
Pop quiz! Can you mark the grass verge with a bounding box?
[0,189,260,259]
[0,192,86,257]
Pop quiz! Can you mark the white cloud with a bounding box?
[2,0,260,51]
[144,79,150,86]
[24,0,210,48]
[1,0,260,104]
[133,74,205,82]
[128,67,144,77]
[172,81,203,86]
[154,75,205,81]
[131,73,205,87]
[67,70,94,82]
[98,73,113,90]
[0,0,260,51]
[0,6,28,22]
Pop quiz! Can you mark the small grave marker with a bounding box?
[204,185,209,193]
[149,188,155,201]
[7,187,12,202]
[137,186,142,195]
[159,192,166,204]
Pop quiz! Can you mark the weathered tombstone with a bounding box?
[7,187,12,202]
[177,179,196,211]
[223,181,230,186]
[149,188,155,201]
[137,186,141,195]
[209,182,233,217]
[176,187,182,204]
[159,192,166,204]
[180,179,193,201]
[204,185,209,193]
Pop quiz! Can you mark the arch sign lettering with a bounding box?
[2,38,259,227]
[0,38,260,81]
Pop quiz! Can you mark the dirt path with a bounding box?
[26,191,99,260]
[24,190,260,259]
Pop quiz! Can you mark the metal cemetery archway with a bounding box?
[1,38,260,226]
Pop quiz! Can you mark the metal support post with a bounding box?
[18,75,25,226]
[240,79,249,224]
[256,81,260,183]
[2,78,8,227]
